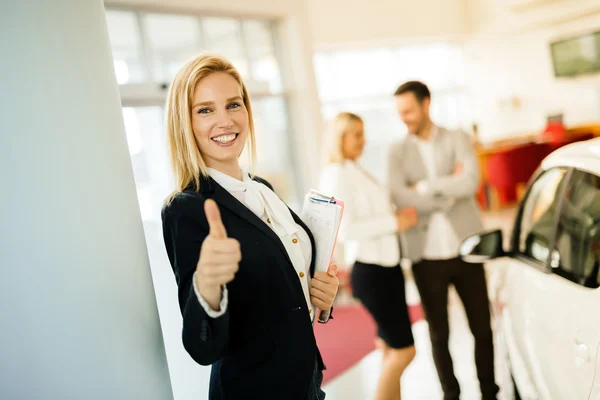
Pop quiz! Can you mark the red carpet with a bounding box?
[314,304,424,385]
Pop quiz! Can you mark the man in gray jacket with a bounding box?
[388,81,498,400]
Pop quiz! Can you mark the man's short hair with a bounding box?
[394,81,431,103]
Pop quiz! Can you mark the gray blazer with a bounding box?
[387,126,484,262]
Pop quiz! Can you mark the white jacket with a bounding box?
[319,161,400,267]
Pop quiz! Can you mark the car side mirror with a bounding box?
[459,229,505,263]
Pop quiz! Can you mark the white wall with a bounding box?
[1,1,172,398]
[309,0,600,143]
[465,0,600,142]
[469,0,600,34]
[309,0,469,49]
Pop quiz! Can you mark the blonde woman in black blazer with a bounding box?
[161,54,339,400]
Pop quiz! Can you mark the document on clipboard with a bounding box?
[300,189,344,324]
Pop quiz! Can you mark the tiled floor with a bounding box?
[323,207,518,400]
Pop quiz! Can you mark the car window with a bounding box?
[551,170,600,288]
[517,167,569,263]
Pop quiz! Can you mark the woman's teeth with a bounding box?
[212,134,236,143]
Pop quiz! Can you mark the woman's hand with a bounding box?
[196,199,242,310]
[310,264,339,311]
[395,207,418,232]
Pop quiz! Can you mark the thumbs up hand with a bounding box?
[195,199,242,310]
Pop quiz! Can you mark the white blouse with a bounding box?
[319,161,400,267]
[193,168,315,321]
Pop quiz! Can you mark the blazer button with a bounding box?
[292,238,298,244]
[299,272,305,278]
[200,329,208,341]
[200,321,208,341]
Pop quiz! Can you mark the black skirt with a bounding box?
[351,261,415,349]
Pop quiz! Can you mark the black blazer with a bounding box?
[161,175,327,400]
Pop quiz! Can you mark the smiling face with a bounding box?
[191,72,249,172]
[395,91,430,136]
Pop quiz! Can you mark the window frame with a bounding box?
[312,44,472,182]
[105,8,283,106]
[547,168,600,289]
[509,166,574,273]
[105,6,304,206]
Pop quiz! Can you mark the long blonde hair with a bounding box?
[165,54,256,199]
[327,112,363,164]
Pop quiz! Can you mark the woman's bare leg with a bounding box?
[374,344,416,400]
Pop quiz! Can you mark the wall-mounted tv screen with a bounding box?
[550,30,600,77]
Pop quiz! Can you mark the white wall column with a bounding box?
[277,2,326,193]
[0,1,173,399]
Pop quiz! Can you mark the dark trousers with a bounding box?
[306,359,326,400]
[412,258,499,400]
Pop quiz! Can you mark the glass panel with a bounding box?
[321,98,404,182]
[105,10,146,84]
[123,108,143,156]
[517,167,569,262]
[243,20,274,58]
[430,92,471,131]
[108,11,294,201]
[203,18,248,78]
[122,106,172,222]
[250,96,299,207]
[250,55,282,93]
[144,13,203,83]
[552,170,600,288]
[314,44,471,181]
[243,20,282,93]
[313,53,338,103]
[314,44,467,112]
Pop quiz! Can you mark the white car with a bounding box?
[459,138,600,400]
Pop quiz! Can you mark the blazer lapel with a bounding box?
[198,175,303,281]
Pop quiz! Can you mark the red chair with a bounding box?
[485,142,552,207]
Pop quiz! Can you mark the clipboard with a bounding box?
[300,189,344,324]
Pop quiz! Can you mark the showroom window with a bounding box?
[313,44,471,181]
[516,167,569,264]
[105,9,299,219]
[551,169,600,288]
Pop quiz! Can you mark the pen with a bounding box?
[309,197,336,204]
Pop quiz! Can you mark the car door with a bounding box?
[496,166,570,400]
[499,167,600,400]
[536,168,600,400]
[591,348,600,400]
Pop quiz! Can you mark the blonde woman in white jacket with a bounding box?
[320,112,417,400]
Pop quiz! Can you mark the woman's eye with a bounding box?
[228,102,241,109]
[197,108,211,114]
